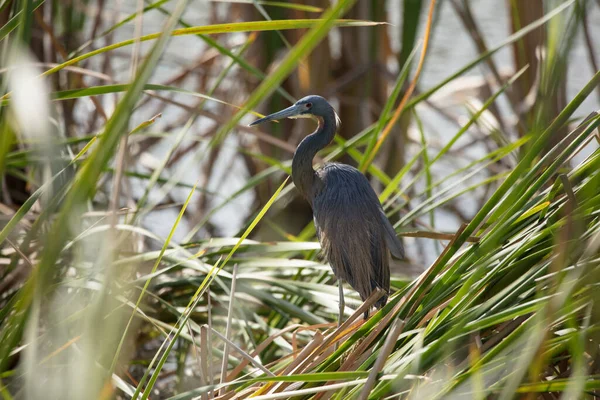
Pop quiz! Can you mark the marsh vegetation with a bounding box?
[1,0,600,398]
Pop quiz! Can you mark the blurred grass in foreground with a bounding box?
[1,0,600,399]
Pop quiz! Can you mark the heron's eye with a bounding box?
[305,102,312,109]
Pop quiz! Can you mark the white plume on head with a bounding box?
[334,111,342,131]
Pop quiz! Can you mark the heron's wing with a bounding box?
[313,163,397,307]
[379,209,405,259]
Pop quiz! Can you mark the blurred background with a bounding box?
[1,0,600,399]
[3,1,598,258]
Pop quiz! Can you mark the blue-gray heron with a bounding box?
[250,95,404,325]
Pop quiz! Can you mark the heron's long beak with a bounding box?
[249,104,303,126]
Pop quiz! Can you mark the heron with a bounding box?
[250,95,404,326]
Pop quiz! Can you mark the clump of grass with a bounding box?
[1,0,599,399]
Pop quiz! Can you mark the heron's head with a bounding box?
[249,95,339,128]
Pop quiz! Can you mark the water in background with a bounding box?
[99,0,599,264]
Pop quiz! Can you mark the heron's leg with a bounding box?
[338,279,345,329]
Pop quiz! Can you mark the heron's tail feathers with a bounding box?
[320,219,390,308]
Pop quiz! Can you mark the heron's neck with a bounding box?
[292,110,337,203]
